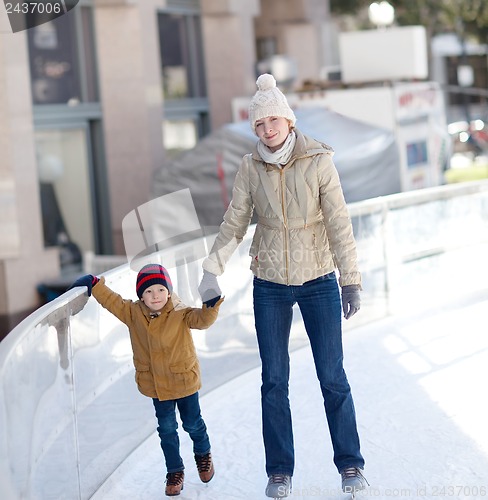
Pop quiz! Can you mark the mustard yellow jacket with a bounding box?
[92,278,223,401]
[203,129,361,287]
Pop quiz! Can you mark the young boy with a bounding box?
[71,263,223,496]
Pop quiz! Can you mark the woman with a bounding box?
[198,74,367,498]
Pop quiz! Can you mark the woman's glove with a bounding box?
[69,274,99,297]
[198,270,221,306]
[341,284,361,320]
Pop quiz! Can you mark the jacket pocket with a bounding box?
[170,357,197,374]
[249,226,264,273]
[289,225,322,266]
[312,231,325,268]
[310,222,328,268]
[169,356,199,393]
[134,363,156,397]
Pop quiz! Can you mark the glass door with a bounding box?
[35,126,95,269]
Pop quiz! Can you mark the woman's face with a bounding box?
[255,116,291,152]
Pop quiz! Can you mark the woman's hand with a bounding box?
[198,270,222,304]
[341,285,361,319]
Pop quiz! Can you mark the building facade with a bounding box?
[0,0,332,335]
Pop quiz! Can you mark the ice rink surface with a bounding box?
[92,290,488,500]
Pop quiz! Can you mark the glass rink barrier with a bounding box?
[1,180,488,499]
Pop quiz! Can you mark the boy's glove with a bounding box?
[198,270,221,305]
[341,284,361,320]
[203,296,221,308]
[69,274,99,297]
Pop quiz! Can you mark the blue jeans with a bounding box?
[152,392,211,473]
[253,273,364,476]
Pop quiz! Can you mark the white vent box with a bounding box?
[339,26,428,83]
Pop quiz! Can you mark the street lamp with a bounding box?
[368,1,395,29]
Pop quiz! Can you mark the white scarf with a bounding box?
[257,131,297,166]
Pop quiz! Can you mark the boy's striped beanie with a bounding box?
[136,264,173,298]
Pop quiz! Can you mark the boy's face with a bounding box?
[141,284,170,312]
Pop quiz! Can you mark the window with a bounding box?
[158,7,210,150]
[446,54,488,106]
[257,37,277,61]
[163,120,198,152]
[27,7,98,105]
[158,12,207,100]
[35,127,95,262]
[28,4,110,256]
[406,141,428,168]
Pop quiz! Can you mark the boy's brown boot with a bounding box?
[194,452,215,483]
[165,471,184,496]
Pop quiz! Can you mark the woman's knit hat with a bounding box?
[248,73,296,133]
[136,264,173,298]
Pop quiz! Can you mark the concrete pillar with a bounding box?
[255,0,333,87]
[201,0,260,129]
[282,23,321,84]
[0,31,59,337]
[93,1,165,254]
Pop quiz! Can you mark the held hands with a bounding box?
[69,274,99,297]
[198,270,222,307]
[341,284,361,320]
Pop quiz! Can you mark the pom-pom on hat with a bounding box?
[136,264,173,298]
[248,73,296,133]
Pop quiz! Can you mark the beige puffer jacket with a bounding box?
[203,129,361,287]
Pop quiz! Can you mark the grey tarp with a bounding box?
[153,107,401,228]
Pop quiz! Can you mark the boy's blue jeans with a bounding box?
[152,392,210,473]
[253,273,364,476]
